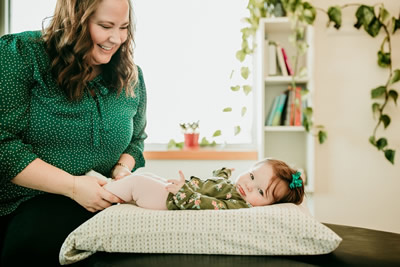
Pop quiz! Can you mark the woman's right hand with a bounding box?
[72,175,123,212]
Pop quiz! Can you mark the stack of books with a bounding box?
[265,87,304,126]
[266,41,293,76]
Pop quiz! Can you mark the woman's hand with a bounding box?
[72,175,124,212]
[111,165,131,181]
[165,170,186,195]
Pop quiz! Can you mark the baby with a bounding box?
[102,158,305,210]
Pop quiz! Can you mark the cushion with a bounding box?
[59,202,341,265]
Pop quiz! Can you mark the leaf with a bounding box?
[380,114,391,128]
[199,137,210,147]
[212,130,222,137]
[369,136,376,146]
[241,67,250,80]
[167,139,176,149]
[175,142,184,149]
[234,126,241,136]
[241,107,247,117]
[318,130,327,144]
[302,2,316,24]
[366,18,382,37]
[230,86,240,92]
[388,90,398,105]
[377,50,391,68]
[384,149,395,164]
[243,85,252,95]
[389,69,400,85]
[327,6,342,29]
[354,5,375,29]
[379,7,390,24]
[393,17,400,34]
[223,107,232,112]
[236,50,246,62]
[371,102,380,118]
[376,138,388,150]
[229,70,234,79]
[371,86,386,98]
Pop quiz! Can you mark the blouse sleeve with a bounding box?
[123,66,148,171]
[212,168,232,179]
[0,34,38,182]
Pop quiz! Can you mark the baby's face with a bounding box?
[234,163,287,206]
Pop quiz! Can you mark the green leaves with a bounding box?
[302,2,316,25]
[230,86,240,92]
[393,16,400,34]
[222,107,232,112]
[243,85,252,95]
[388,90,398,105]
[327,6,342,29]
[369,136,395,164]
[371,86,386,98]
[384,149,395,164]
[318,130,327,144]
[354,5,382,37]
[380,114,391,128]
[241,67,250,79]
[212,130,221,137]
[377,50,391,68]
[389,69,400,85]
[234,126,241,136]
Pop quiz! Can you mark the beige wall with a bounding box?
[143,0,399,234]
[311,0,400,233]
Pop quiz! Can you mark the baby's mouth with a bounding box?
[237,185,246,197]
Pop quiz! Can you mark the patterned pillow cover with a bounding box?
[59,203,342,265]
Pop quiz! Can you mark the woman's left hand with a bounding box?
[111,165,131,180]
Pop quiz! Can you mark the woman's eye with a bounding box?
[258,189,264,196]
[100,25,111,29]
[250,173,254,180]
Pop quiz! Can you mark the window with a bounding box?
[8,0,254,148]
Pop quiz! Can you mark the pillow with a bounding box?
[59,202,342,265]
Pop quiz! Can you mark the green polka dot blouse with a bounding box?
[0,31,147,216]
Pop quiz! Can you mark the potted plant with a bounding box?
[180,121,200,150]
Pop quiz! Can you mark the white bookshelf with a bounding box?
[255,17,315,193]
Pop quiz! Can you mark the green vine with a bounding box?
[232,0,399,164]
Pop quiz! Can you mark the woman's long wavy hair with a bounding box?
[42,0,138,101]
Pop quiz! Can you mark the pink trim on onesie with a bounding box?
[103,173,170,210]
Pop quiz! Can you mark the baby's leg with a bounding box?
[103,174,170,210]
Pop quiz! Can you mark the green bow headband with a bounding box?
[289,171,302,189]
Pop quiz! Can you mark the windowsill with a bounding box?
[144,149,258,160]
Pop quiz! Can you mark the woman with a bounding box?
[0,0,147,265]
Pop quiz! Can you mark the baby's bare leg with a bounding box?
[103,174,170,210]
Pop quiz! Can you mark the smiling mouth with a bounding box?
[237,185,246,197]
[98,44,112,51]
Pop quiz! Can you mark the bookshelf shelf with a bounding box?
[265,76,309,84]
[264,126,305,132]
[255,17,315,194]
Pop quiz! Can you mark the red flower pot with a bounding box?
[184,133,199,149]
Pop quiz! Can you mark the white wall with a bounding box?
[143,0,400,234]
[311,0,400,233]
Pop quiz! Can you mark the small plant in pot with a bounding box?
[180,121,200,150]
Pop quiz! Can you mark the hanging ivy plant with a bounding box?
[230,0,399,164]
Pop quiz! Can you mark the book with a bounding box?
[294,87,302,126]
[280,89,290,125]
[271,93,287,126]
[265,95,280,126]
[281,47,293,76]
[267,42,277,76]
[276,44,288,76]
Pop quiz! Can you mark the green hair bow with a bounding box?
[289,171,302,189]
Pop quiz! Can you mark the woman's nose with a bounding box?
[109,29,121,44]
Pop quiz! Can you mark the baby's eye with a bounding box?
[250,173,254,180]
[258,189,264,196]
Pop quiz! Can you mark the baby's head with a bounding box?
[234,158,304,207]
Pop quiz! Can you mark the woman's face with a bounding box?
[88,0,130,67]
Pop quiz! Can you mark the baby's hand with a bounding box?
[165,170,185,195]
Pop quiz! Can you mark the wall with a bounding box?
[311,0,400,233]
[143,0,399,233]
